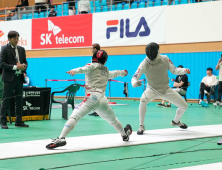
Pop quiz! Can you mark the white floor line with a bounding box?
[169,162,222,170]
[52,103,128,108]
[0,124,222,160]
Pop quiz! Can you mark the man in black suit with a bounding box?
[0,31,29,129]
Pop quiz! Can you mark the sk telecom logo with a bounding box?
[106,17,150,39]
[40,20,84,45]
[0,30,4,38]
[48,20,61,36]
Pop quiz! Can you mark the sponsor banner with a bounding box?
[92,6,166,47]
[0,20,32,50]
[32,15,92,49]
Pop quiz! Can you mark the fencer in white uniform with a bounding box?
[46,50,132,149]
[131,42,191,135]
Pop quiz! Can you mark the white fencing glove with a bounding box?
[136,81,142,87]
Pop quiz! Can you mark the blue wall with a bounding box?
[26,51,221,99]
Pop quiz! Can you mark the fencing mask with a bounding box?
[145,42,159,61]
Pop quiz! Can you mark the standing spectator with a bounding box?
[199,68,218,104]
[214,55,222,106]
[67,0,76,15]
[15,0,29,11]
[91,43,100,54]
[35,0,52,13]
[48,6,57,17]
[0,31,29,129]
[23,71,30,87]
[78,0,91,14]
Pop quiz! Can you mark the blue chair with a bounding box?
[63,4,69,10]
[138,1,145,7]
[90,1,94,6]
[95,6,101,12]
[75,2,78,9]
[109,5,116,11]
[123,3,129,10]
[57,12,62,16]
[21,14,27,19]
[95,1,100,6]
[34,13,38,18]
[90,6,94,13]
[39,12,45,18]
[180,0,188,4]
[102,5,108,12]
[63,11,69,16]
[116,3,122,10]
[57,9,62,15]
[148,0,153,7]
[190,0,196,3]
[45,11,49,17]
[101,0,107,6]
[154,0,161,6]
[27,13,32,19]
[131,2,137,9]
[57,5,62,10]
[162,0,168,5]
[174,0,179,5]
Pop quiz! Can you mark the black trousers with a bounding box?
[0,74,23,124]
[200,82,211,100]
[217,81,222,102]
[80,11,88,14]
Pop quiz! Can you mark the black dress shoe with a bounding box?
[15,122,29,127]
[1,124,8,129]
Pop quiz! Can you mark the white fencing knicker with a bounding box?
[59,89,126,138]
[139,88,188,126]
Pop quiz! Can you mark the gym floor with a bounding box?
[0,100,222,170]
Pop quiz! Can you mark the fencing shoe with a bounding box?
[213,101,222,106]
[122,124,132,141]
[171,120,188,129]
[46,137,66,149]
[156,103,165,107]
[137,125,145,135]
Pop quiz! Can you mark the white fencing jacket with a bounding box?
[132,54,186,95]
[72,63,127,91]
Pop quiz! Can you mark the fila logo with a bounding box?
[0,30,4,38]
[40,20,84,45]
[106,17,150,39]
[48,20,61,36]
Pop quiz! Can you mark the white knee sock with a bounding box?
[112,119,126,136]
[139,101,147,126]
[174,106,187,123]
[116,125,126,136]
[59,118,77,138]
